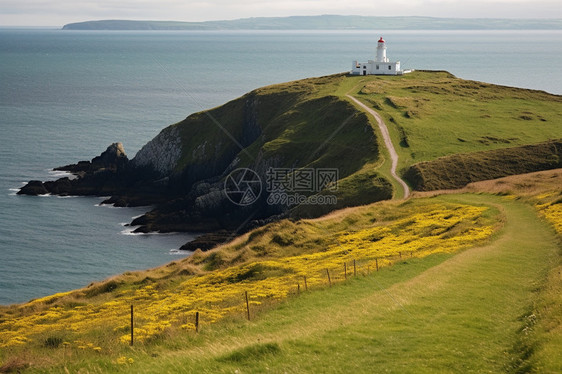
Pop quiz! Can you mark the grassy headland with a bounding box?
[192,70,562,201]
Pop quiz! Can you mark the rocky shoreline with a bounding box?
[18,142,280,252]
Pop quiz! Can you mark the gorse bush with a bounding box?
[0,201,496,350]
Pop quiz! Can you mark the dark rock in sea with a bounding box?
[54,160,91,174]
[55,142,128,175]
[92,142,128,170]
[44,178,73,195]
[17,180,49,195]
[18,143,134,199]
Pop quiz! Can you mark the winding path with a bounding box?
[347,95,410,199]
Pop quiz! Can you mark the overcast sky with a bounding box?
[1,0,561,27]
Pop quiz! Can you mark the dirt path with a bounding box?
[347,95,410,199]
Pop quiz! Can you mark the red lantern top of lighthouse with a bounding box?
[378,37,385,43]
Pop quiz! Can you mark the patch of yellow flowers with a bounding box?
[0,203,494,349]
[535,193,562,235]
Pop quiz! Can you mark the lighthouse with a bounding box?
[376,37,388,63]
[350,37,411,76]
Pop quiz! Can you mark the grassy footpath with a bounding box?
[106,194,559,373]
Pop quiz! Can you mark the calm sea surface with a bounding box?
[1,29,561,305]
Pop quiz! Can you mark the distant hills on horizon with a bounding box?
[62,15,562,30]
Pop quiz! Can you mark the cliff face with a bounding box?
[132,127,182,176]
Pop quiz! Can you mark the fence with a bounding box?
[127,250,417,344]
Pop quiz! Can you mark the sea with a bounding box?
[1,29,561,305]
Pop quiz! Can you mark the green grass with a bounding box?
[14,193,557,373]
[141,195,559,373]
[166,73,393,215]
[346,71,562,172]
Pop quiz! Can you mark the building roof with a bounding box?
[378,37,385,43]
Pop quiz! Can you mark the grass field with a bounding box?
[404,139,562,191]
[345,71,562,172]
[1,171,561,372]
[148,194,559,374]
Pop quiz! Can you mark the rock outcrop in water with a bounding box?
[19,142,130,197]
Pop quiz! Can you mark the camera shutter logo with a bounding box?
[224,168,262,206]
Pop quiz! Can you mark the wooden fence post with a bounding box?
[353,259,357,277]
[245,291,251,321]
[130,305,134,346]
[297,283,301,294]
[344,262,347,280]
[304,275,308,291]
[195,311,200,333]
[326,269,332,287]
[376,258,379,271]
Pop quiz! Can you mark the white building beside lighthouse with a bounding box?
[351,37,410,76]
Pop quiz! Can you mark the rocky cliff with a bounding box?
[132,126,182,176]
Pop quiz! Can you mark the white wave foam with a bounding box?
[120,227,146,236]
[95,202,118,208]
[119,227,188,237]
[48,169,72,178]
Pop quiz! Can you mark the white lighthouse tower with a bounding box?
[375,37,388,63]
[351,37,411,76]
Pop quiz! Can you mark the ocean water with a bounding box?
[1,29,561,305]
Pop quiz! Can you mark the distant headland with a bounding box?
[62,15,562,30]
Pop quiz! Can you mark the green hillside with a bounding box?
[1,171,561,372]
[129,194,562,373]
[167,70,562,200]
[3,72,562,372]
[195,70,562,186]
